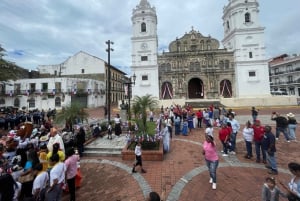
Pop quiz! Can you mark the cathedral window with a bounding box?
[141,56,148,61]
[249,52,253,58]
[142,75,148,80]
[245,12,251,23]
[141,22,146,32]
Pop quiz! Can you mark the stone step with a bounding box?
[83,150,122,157]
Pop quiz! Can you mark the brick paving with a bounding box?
[62,106,300,201]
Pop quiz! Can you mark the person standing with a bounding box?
[242,121,254,159]
[32,163,49,201]
[161,123,170,153]
[251,107,259,123]
[253,120,266,163]
[114,114,122,137]
[149,110,154,122]
[280,162,300,200]
[46,153,66,201]
[218,123,230,156]
[132,141,146,173]
[76,127,86,157]
[202,134,219,190]
[196,109,203,128]
[262,125,278,175]
[227,113,240,155]
[286,113,297,141]
[174,114,181,135]
[65,147,80,201]
[47,127,65,153]
[271,112,290,142]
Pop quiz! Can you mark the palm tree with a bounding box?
[55,103,89,129]
[132,94,158,134]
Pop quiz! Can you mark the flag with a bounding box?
[124,85,128,96]
[9,90,13,97]
[52,89,56,95]
[72,88,77,95]
[26,90,29,96]
[88,89,91,94]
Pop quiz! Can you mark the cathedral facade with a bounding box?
[131,0,270,100]
[158,29,235,100]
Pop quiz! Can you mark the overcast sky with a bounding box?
[1,0,300,75]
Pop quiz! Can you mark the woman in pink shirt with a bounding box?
[65,147,80,201]
[202,134,219,190]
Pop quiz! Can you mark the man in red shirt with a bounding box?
[196,109,203,128]
[253,120,266,163]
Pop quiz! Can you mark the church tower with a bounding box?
[131,0,159,98]
[222,0,270,97]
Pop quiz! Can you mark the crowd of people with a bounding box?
[0,110,84,201]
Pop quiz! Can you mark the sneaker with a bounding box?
[287,140,290,143]
[209,178,213,184]
[276,138,279,141]
[222,154,228,156]
[221,150,224,153]
[212,183,217,190]
[229,151,236,155]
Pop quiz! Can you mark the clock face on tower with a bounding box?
[141,42,148,50]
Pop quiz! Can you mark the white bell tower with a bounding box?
[131,0,159,98]
[222,0,270,97]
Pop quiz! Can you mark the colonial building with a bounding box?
[38,51,127,104]
[131,0,159,98]
[269,54,300,96]
[0,51,127,111]
[158,29,235,100]
[0,77,105,110]
[222,0,270,97]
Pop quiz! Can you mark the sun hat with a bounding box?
[39,135,49,142]
[286,112,295,118]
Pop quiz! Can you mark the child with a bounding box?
[218,123,230,156]
[262,177,286,201]
[132,141,146,173]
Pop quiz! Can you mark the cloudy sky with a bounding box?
[1,0,300,74]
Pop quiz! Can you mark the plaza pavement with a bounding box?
[62,107,300,201]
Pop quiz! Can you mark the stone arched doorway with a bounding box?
[161,82,173,99]
[188,78,204,99]
[220,80,232,98]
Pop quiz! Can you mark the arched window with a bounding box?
[245,12,251,23]
[141,22,146,32]
[55,97,61,107]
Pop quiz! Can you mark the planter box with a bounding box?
[122,141,163,161]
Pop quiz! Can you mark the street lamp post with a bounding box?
[124,73,136,121]
[106,40,114,123]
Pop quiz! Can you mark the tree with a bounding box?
[132,94,159,134]
[0,44,25,81]
[55,103,89,129]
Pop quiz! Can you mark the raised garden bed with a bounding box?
[122,140,163,161]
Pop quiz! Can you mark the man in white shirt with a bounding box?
[47,127,65,153]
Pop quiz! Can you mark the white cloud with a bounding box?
[0,0,300,73]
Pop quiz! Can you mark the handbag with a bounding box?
[18,172,35,183]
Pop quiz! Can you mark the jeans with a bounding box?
[197,118,203,128]
[67,176,76,201]
[266,151,277,172]
[230,132,237,152]
[252,115,257,123]
[205,159,219,183]
[245,140,253,157]
[175,123,181,135]
[255,141,266,161]
[221,141,228,154]
[276,127,290,140]
[288,124,297,140]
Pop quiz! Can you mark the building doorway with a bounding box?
[220,80,232,98]
[188,78,204,99]
[161,82,173,99]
